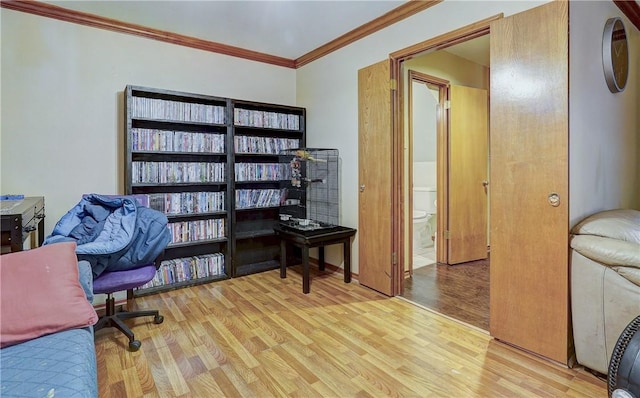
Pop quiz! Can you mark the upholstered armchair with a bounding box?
[570,209,640,375]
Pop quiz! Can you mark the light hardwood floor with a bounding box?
[95,266,605,397]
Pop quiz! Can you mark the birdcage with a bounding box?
[279,148,339,231]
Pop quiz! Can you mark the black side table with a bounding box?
[274,224,357,294]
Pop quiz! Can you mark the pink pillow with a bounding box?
[0,242,98,348]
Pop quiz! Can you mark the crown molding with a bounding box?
[2,0,637,69]
[614,0,640,31]
[0,0,296,68]
[295,0,442,68]
[2,0,440,69]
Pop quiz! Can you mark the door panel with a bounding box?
[489,1,569,364]
[358,60,393,296]
[448,85,488,264]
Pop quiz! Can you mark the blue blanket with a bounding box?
[45,194,171,277]
[0,328,98,398]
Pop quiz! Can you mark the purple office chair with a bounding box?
[93,263,163,351]
[89,194,168,352]
[45,193,170,352]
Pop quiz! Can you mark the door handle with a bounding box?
[548,192,560,207]
[360,184,365,192]
[482,180,489,187]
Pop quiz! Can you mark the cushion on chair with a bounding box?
[92,264,157,294]
[571,235,640,269]
[571,209,640,375]
[570,209,640,286]
[0,242,99,348]
[612,266,640,287]
[571,209,640,243]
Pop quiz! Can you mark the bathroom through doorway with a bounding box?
[409,75,439,273]
[403,36,491,331]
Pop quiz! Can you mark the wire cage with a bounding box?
[279,148,339,231]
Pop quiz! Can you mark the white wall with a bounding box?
[1,9,296,232]
[296,1,548,273]
[412,82,437,164]
[569,1,640,225]
[406,48,490,163]
[10,1,623,278]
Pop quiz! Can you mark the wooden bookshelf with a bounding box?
[124,85,305,294]
[231,99,305,277]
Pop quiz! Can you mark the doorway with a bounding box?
[359,2,571,363]
[358,15,499,298]
[407,71,445,276]
[400,35,491,331]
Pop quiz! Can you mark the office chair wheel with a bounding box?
[128,340,142,352]
[154,315,164,324]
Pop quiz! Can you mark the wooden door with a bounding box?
[447,85,488,264]
[489,1,570,364]
[358,60,393,296]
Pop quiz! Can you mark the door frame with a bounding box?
[389,14,502,295]
[406,70,449,278]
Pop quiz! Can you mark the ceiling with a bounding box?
[47,1,408,60]
[44,0,490,66]
[442,35,490,67]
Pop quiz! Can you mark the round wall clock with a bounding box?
[602,17,629,93]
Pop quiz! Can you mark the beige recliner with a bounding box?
[570,209,640,375]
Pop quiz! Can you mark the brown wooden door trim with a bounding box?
[406,70,450,275]
[391,59,403,296]
[390,15,501,296]
[390,14,502,61]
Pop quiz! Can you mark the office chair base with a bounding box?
[95,295,163,352]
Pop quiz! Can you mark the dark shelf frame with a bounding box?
[233,259,280,277]
[125,85,305,295]
[166,237,228,249]
[133,273,229,297]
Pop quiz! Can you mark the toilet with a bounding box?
[413,186,437,249]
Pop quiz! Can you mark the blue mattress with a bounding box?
[0,327,97,398]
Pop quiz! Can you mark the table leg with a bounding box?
[318,246,325,271]
[36,217,45,247]
[302,246,310,294]
[10,216,22,252]
[280,239,287,279]
[343,240,351,283]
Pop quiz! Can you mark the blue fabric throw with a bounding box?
[44,194,171,277]
[0,328,98,398]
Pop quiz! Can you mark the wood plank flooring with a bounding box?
[402,259,490,331]
[94,265,605,397]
